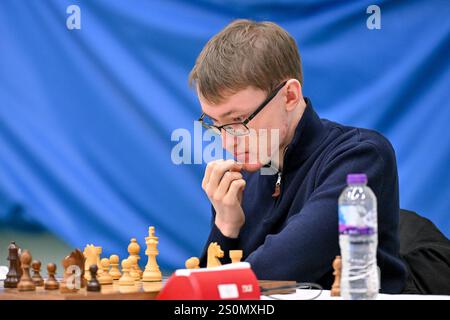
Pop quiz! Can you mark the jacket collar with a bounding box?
[279,97,328,174]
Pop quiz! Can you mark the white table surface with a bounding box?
[261,289,450,300]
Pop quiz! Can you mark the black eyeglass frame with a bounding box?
[198,80,288,136]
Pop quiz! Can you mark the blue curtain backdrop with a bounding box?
[0,0,449,270]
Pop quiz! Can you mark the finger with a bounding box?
[213,171,243,201]
[224,179,246,205]
[202,160,222,190]
[230,162,243,172]
[208,160,241,190]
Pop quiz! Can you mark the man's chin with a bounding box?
[241,162,264,172]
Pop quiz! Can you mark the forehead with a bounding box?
[199,86,267,118]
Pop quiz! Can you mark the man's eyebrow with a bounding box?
[204,113,217,121]
[203,110,236,121]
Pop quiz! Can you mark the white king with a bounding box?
[142,226,162,282]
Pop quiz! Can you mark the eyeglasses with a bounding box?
[198,80,288,136]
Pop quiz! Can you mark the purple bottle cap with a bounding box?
[347,173,367,185]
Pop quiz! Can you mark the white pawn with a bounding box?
[118,259,134,286]
[128,238,143,277]
[98,258,113,285]
[129,256,141,281]
[109,255,121,280]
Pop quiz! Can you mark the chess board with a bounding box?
[0,279,296,300]
[0,279,164,300]
[2,227,297,300]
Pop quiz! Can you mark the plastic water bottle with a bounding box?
[338,173,379,300]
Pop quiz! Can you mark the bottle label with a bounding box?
[339,205,376,235]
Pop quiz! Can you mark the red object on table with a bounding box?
[157,262,260,300]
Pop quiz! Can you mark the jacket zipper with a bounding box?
[272,146,289,198]
[272,171,282,197]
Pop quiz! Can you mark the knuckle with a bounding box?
[222,197,233,207]
[205,186,213,198]
[212,193,222,203]
[225,159,235,165]
[224,171,241,182]
[223,171,231,180]
[230,179,239,186]
[208,160,220,169]
[212,164,221,175]
[231,179,245,189]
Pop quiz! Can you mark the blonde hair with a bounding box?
[189,19,303,104]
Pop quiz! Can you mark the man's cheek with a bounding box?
[221,133,235,150]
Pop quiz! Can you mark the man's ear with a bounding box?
[284,79,302,112]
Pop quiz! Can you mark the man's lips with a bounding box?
[235,152,257,165]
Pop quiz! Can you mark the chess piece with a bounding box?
[185,257,200,269]
[60,249,84,293]
[17,245,23,278]
[70,248,86,288]
[109,255,121,280]
[96,246,103,274]
[229,250,243,264]
[118,259,135,286]
[12,242,23,278]
[44,263,59,290]
[87,264,101,292]
[98,258,113,285]
[83,244,98,281]
[31,260,44,286]
[129,255,141,281]
[128,238,143,277]
[207,242,224,268]
[17,250,36,291]
[331,255,342,297]
[142,226,162,282]
[4,241,21,288]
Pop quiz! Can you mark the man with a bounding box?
[189,19,407,293]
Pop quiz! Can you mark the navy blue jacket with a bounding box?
[199,97,408,293]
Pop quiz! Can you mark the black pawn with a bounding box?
[87,264,101,292]
[31,260,44,286]
[44,263,59,290]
